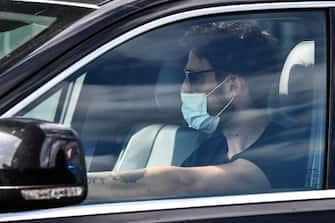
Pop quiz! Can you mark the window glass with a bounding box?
[0,1,93,73]
[21,72,87,125]
[17,11,327,202]
[0,11,56,60]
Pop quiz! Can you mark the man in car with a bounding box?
[87,21,307,199]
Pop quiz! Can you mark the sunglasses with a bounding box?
[184,68,215,85]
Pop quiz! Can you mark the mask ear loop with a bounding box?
[216,95,235,117]
[206,78,228,96]
[205,78,235,117]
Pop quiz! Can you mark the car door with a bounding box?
[0,1,335,222]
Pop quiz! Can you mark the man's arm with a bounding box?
[87,159,270,200]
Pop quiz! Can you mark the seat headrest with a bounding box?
[279,41,315,96]
[269,41,316,127]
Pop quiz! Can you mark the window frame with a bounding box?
[326,8,335,190]
[0,1,334,221]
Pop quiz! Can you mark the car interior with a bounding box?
[17,12,327,196]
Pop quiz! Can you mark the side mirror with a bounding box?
[0,118,87,212]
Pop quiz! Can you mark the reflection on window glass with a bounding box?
[18,11,327,202]
[0,1,93,73]
[0,12,56,59]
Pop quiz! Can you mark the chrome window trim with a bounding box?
[12,0,100,9]
[0,1,334,220]
[1,190,335,222]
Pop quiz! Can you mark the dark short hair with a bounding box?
[181,21,280,108]
[181,22,279,77]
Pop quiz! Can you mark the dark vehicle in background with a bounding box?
[0,0,335,222]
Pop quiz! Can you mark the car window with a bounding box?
[22,72,87,126]
[16,11,327,202]
[0,11,56,60]
[0,1,93,73]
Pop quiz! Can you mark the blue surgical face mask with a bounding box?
[181,78,234,134]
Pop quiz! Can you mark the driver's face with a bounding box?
[182,50,217,94]
[182,50,230,115]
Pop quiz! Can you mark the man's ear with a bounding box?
[228,74,245,96]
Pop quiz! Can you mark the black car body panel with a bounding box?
[0,0,334,222]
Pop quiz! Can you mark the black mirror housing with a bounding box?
[0,118,87,211]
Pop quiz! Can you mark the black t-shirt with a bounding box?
[181,122,309,189]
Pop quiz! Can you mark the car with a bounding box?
[0,0,335,222]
